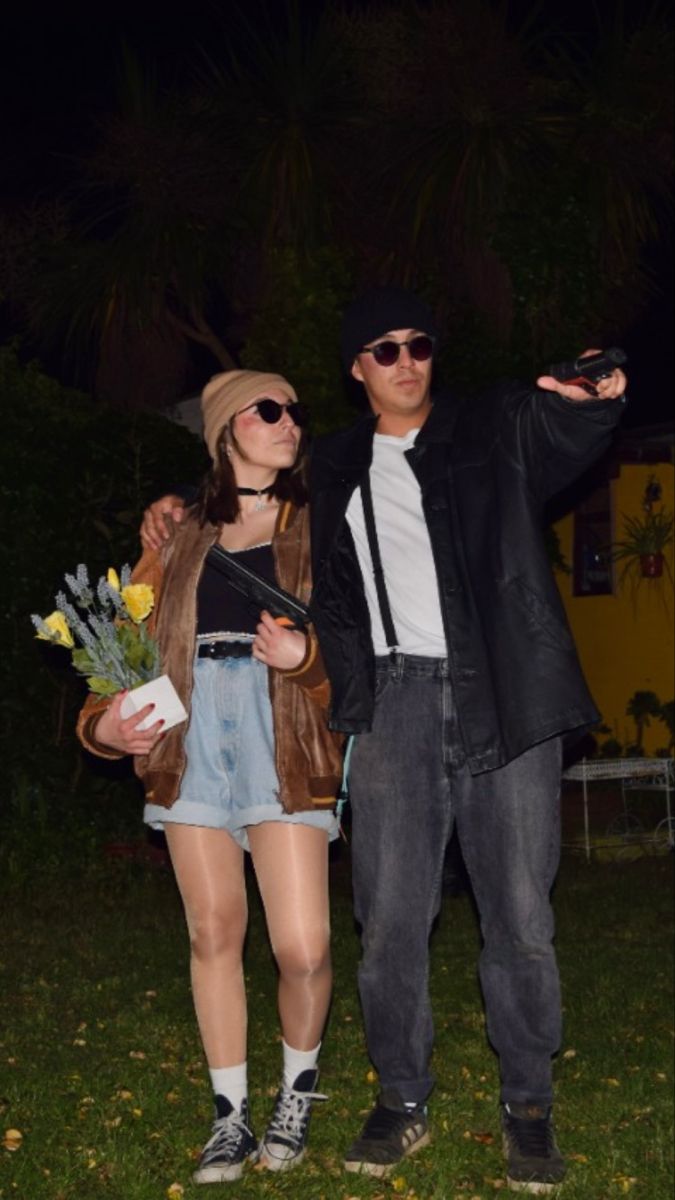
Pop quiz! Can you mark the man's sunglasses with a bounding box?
[236,398,309,427]
[359,334,435,367]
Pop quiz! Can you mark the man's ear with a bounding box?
[351,357,364,383]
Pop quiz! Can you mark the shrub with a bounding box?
[0,346,208,870]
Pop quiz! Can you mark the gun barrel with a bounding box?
[206,545,309,630]
[547,346,627,384]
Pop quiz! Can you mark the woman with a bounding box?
[77,370,343,1184]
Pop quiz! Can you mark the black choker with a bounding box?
[237,484,274,511]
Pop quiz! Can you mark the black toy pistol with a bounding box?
[546,347,627,396]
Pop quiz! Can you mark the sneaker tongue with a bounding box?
[511,1103,547,1120]
[214,1094,235,1119]
[292,1068,318,1092]
[378,1088,409,1112]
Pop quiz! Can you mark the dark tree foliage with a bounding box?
[0,347,208,870]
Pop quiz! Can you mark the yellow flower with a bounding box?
[107,567,120,591]
[36,611,74,648]
[121,584,154,623]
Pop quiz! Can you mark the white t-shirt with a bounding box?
[345,429,446,657]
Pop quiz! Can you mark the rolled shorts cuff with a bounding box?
[144,798,339,851]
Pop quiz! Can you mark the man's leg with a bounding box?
[345,657,454,1174]
[455,736,566,1192]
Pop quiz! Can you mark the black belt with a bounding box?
[197,641,254,659]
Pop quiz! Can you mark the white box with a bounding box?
[120,674,187,732]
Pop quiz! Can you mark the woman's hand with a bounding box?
[95,691,165,756]
[252,611,307,671]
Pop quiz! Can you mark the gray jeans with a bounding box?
[349,654,562,1106]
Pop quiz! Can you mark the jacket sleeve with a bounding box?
[75,546,165,758]
[274,628,332,711]
[494,382,625,501]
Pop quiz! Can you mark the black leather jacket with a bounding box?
[309,383,624,773]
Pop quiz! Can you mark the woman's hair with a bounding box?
[194,419,309,526]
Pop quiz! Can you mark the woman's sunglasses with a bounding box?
[236,398,308,427]
[359,334,435,367]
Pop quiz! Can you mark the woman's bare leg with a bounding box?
[248,823,331,1050]
[164,824,247,1066]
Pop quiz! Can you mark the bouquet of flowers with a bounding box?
[31,564,186,730]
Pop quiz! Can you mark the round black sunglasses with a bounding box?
[236,398,308,427]
[360,334,435,367]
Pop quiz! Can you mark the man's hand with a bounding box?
[140,495,186,551]
[253,610,307,671]
[537,349,627,403]
[95,692,165,755]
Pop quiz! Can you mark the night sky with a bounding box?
[2,0,672,426]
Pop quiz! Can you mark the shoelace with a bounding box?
[504,1108,554,1157]
[264,1085,327,1148]
[202,1111,253,1163]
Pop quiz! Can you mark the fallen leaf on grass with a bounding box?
[568,1152,589,1163]
[613,1173,638,1192]
[603,1077,620,1087]
[129,1050,146,1060]
[166,1184,184,1199]
[471,1131,495,1144]
[2,1128,23,1151]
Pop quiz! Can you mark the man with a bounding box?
[141,287,627,1193]
[305,288,626,1191]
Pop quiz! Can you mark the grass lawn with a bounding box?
[0,844,672,1200]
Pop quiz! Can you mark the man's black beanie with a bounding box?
[340,286,439,372]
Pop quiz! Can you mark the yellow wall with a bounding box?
[554,463,674,754]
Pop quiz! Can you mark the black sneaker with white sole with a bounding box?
[258,1067,327,1172]
[344,1088,430,1178]
[192,1095,258,1184]
[501,1102,566,1194]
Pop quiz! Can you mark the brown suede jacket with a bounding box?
[76,502,343,812]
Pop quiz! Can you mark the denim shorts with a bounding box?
[144,651,338,851]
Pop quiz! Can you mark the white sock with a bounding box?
[282,1040,321,1091]
[209,1063,248,1112]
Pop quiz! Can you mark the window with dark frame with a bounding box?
[573,482,614,596]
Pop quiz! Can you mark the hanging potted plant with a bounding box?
[611,508,674,578]
[610,476,674,585]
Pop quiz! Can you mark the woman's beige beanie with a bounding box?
[201,370,298,460]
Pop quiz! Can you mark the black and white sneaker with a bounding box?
[502,1103,566,1194]
[258,1068,327,1171]
[344,1088,430,1178]
[192,1095,258,1184]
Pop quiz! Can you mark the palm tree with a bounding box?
[199,1,363,254]
[626,690,662,753]
[340,1,672,377]
[28,48,238,407]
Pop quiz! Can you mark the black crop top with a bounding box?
[196,543,277,636]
